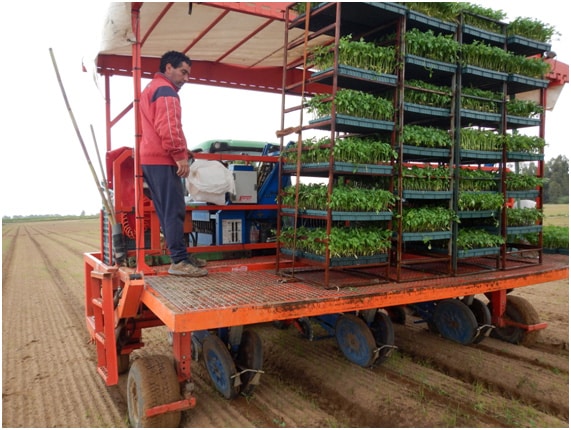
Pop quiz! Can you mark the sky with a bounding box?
[1,1,569,217]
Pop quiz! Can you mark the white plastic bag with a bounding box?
[186,159,236,205]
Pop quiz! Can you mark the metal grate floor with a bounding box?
[143,254,568,316]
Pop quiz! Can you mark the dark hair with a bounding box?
[159,51,192,73]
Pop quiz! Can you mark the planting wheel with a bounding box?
[490,295,540,346]
[235,329,264,396]
[127,355,182,428]
[202,335,239,399]
[468,298,492,344]
[432,299,478,345]
[293,317,314,341]
[191,333,202,362]
[369,311,395,364]
[335,313,378,367]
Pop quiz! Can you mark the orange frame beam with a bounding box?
[139,263,568,332]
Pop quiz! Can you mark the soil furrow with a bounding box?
[475,340,568,373]
[259,323,500,427]
[1,225,18,289]
[2,223,125,427]
[25,223,96,261]
[393,323,569,420]
[259,320,568,427]
[23,225,87,320]
[3,219,568,428]
[30,223,101,249]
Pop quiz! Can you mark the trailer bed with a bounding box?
[139,253,568,332]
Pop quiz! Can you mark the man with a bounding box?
[140,51,207,277]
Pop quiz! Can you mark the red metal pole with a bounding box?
[131,4,152,274]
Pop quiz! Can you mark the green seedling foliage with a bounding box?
[506,172,545,190]
[506,99,544,118]
[402,125,453,148]
[401,165,451,191]
[401,206,458,232]
[305,89,394,121]
[506,208,543,226]
[405,80,452,107]
[459,169,499,192]
[391,3,556,43]
[505,131,545,153]
[312,35,397,74]
[460,128,503,151]
[279,226,392,258]
[457,228,505,250]
[461,40,550,77]
[462,87,501,113]
[282,184,395,213]
[541,226,569,249]
[507,17,558,43]
[284,136,397,165]
[405,28,460,63]
[458,192,504,210]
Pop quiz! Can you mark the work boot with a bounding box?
[168,260,208,277]
[188,254,207,267]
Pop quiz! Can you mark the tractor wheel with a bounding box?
[490,295,540,346]
[236,330,264,396]
[335,313,378,367]
[127,355,181,428]
[202,335,239,400]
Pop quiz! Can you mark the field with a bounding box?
[2,206,568,427]
[543,203,570,227]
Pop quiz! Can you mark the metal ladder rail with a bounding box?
[277,3,327,278]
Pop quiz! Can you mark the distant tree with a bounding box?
[544,155,569,204]
[80,210,86,217]
[518,162,537,176]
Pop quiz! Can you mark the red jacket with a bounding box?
[140,73,188,165]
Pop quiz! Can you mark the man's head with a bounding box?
[160,51,192,89]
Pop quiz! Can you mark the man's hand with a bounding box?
[175,158,190,178]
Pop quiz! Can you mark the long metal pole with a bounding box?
[49,48,115,222]
[49,47,125,264]
[90,124,114,218]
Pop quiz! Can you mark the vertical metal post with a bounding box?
[131,4,152,274]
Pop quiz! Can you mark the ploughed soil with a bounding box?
[2,219,568,427]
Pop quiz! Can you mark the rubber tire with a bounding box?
[202,335,239,400]
[127,355,182,428]
[236,330,264,396]
[490,295,540,346]
[432,299,478,345]
[295,317,314,341]
[335,314,378,368]
[468,298,492,344]
[191,334,202,362]
[370,311,395,365]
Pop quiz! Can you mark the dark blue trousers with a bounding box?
[142,165,188,264]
